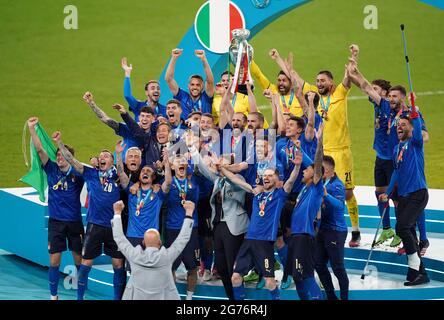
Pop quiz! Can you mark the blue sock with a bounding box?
[417,211,428,241]
[276,245,288,268]
[375,192,391,229]
[113,267,126,300]
[270,287,280,300]
[49,266,60,296]
[77,264,91,300]
[233,284,245,300]
[303,277,323,300]
[295,280,309,300]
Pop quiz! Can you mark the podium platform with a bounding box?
[1,186,443,300]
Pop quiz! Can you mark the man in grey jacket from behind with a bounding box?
[186,133,250,300]
[111,199,195,300]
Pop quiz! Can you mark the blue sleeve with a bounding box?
[174,88,192,116]
[202,91,214,114]
[386,169,399,197]
[42,159,56,175]
[117,123,131,139]
[276,160,285,181]
[380,99,391,117]
[277,188,289,198]
[82,166,97,182]
[123,77,140,113]
[156,188,165,201]
[121,112,150,144]
[301,150,313,167]
[324,194,344,211]
[419,112,427,132]
[412,117,423,147]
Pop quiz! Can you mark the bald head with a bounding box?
[144,228,162,249]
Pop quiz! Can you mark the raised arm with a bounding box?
[112,103,148,144]
[304,91,316,142]
[342,44,359,90]
[27,117,49,165]
[270,49,305,88]
[161,148,172,193]
[224,161,248,173]
[263,89,277,129]
[83,92,119,131]
[195,50,214,98]
[313,123,324,184]
[411,114,423,145]
[271,93,286,135]
[250,59,273,91]
[121,57,139,108]
[246,82,258,113]
[52,131,84,174]
[219,166,253,193]
[112,201,141,261]
[164,48,182,96]
[284,147,303,193]
[218,84,234,129]
[346,62,382,105]
[115,140,129,189]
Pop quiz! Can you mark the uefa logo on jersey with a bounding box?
[194,0,246,54]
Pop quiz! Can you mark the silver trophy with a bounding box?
[229,28,254,93]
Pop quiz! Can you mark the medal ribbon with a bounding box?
[387,108,403,134]
[99,167,115,186]
[190,98,202,112]
[319,95,331,119]
[135,188,153,216]
[259,189,275,215]
[174,177,188,202]
[256,160,270,184]
[285,140,298,168]
[395,141,409,168]
[53,166,73,190]
[280,89,294,113]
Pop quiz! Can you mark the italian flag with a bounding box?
[195,0,246,54]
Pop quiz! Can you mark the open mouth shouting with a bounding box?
[99,159,107,170]
[128,160,138,171]
[168,112,176,123]
[177,165,186,176]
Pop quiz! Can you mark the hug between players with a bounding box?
[27,44,430,300]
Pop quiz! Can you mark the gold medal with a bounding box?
[52,184,59,190]
[181,200,186,205]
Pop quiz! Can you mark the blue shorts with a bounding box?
[288,234,316,281]
[48,218,84,254]
[233,239,276,278]
[165,227,200,271]
[82,223,124,260]
[374,157,394,188]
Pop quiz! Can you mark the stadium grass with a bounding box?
[0,0,443,188]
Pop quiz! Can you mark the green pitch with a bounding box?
[0,0,443,188]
